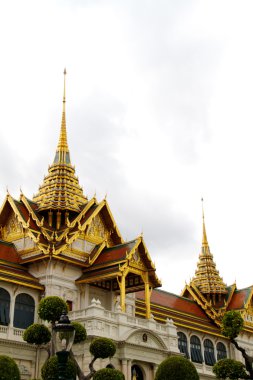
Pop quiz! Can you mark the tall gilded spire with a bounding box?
[33,70,87,214]
[54,68,70,165]
[191,200,227,298]
[202,198,208,247]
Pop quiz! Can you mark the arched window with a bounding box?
[204,339,216,366]
[190,335,203,363]
[178,332,189,358]
[0,288,10,325]
[13,293,35,329]
[217,342,227,360]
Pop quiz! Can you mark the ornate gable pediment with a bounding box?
[2,212,23,241]
[86,213,113,245]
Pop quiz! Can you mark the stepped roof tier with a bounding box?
[33,69,87,213]
[181,204,229,322]
[191,211,227,296]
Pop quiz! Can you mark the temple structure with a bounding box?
[0,72,253,379]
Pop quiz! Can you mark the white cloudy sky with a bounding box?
[0,0,253,294]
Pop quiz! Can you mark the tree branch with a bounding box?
[231,338,253,379]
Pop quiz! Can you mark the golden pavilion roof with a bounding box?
[33,69,87,212]
[191,210,227,295]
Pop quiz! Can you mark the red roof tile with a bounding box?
[227,288,252,310]
[137,289,209,320]
[0,240,20,263]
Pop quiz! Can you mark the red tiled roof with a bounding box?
[93,241,136,266]
[0,240,20,263]
[137,289,209,319]
[227,287,253,310]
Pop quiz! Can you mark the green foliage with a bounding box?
[155,355,199,380]
[221,311,244,340]
[213,358,248,379]
[90,338,116,359]
[93,368,125,380]
[38,296,68,323]
[41,356,76,380]
[71,321,87,344]
[23,323,51,345]
[0,355,21,380]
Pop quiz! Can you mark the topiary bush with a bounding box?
[221,311,244,340]
[71,321,87,344]
[0,355,20,380]
[41,355,76,380]
[93,368,125,380]
[213,358,248,379]
[38,296,68,323]
[155,355,199,380]
[90,337,116,359]
[23,323,51,345]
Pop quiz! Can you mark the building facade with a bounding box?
[0,73,253,379]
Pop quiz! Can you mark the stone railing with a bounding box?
[0,326,25,341]
[69,298,179,351]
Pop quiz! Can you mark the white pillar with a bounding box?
[121,359,128,378]
[153,364,158,380]
[127,360,132,380]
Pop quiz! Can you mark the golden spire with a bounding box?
[54,68,70,165]
[202,198,208,247]
[33,70,87,213]
[191,199,227,298]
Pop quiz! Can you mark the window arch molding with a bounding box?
[0,287,11,326]
[204,338,216,366]
[177,331,189,358]
[190,335,203,363]
[13,293,35,329]
[217,341,227,360]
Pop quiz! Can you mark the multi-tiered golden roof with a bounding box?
[192,211,227,296]
[33,69,87,213]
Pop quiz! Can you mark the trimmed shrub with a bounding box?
[71,321,87,344]
[0,355,20,380]
[213,358,248,379]
[90,338,116,359]
[93,368,125,380]
[38,296,68,323]
[221,311,244,340]
[23,323,51,345]
[41,356,76,380]
[155,355,199,380]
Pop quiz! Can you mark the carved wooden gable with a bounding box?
[86,213,113,245]
[2,212,23,241]
[129,248,147,271]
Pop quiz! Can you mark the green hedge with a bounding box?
[155,355,199,380]
[93,368,125,380]
[90,338,116,359]
[0,355,20,380]
[38,296,68,323]
[23,323,51,345]
[41,356,76,380]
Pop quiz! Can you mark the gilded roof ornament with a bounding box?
[33,70,87,212]
[191,200,227,296]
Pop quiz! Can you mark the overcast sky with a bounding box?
[0,0,253,294]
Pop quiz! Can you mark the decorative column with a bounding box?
[121,359,128,378]
[118,275,126,312]
[144,273,152,319]
[153,364,158,380]
[127,360,132,380]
